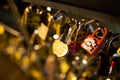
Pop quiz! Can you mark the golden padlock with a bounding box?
[117,48,120,55]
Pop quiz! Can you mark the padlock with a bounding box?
[117,48,120,55]
[81,27,108,56]
[68,20,97,56]
[52,20,77,57]
[68,40,77,56]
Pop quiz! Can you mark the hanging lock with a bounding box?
[52,27,69,57]
[68,19,97,56]
[52,19,77,57]
[117,47,120,55]
[68,22,82,56]
[81,27,108,56]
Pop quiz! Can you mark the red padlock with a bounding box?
[81,27,108,56]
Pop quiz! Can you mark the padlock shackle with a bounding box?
[74,19,97,41]
[59,19,77,41]
[84,19,96,26]
[92,27,108,40]
[66,20,77,44]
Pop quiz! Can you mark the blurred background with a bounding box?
[0,0,120,80]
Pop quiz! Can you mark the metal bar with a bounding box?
[7,0,30,44]
[23,0,120,26]
[0,23,21,37]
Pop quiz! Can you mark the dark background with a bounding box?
[0,0,120,17]
[50,0,120,17]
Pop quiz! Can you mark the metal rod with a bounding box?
[7,0,30,44]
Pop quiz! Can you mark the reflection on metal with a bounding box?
[23,0,120,26]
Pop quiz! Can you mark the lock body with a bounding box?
[68,41,77,56]
[117,48,120,55]
[81,27,108,56]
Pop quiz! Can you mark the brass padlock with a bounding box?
[117,48,120,55]
[52,19,77,57]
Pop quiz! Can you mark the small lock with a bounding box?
[81,27,108,56]
[117,48,120,55]
[52,20,77,57]
[68,40,77,56]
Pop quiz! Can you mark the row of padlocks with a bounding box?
[0,4,120,80]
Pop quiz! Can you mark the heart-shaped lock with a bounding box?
[81,27,109,56]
